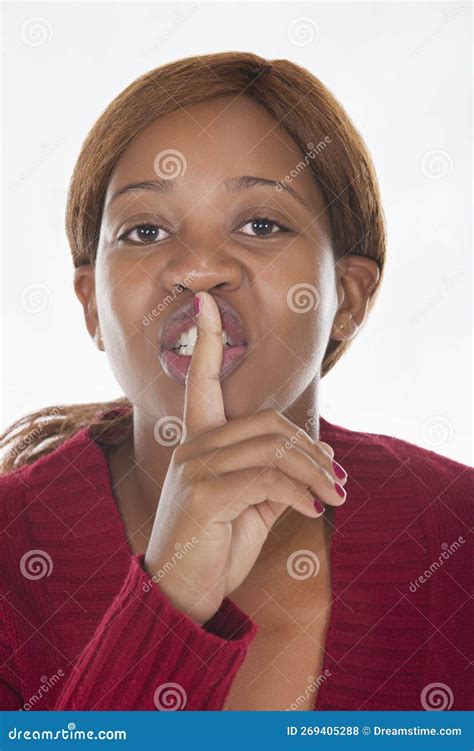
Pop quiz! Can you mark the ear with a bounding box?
[331,255,380,342]
[73,264,104,351]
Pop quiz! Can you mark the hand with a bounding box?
[143,291,346,625]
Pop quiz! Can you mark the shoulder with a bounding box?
[0,425,89,499]
[320,416,473,543]
[0,427,94,568]
[0,463,31,596]
[322,415,472,499]
[0,461,31,533]
[374,426,469,498]
[322,415,472,605]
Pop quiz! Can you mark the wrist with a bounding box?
[143,554,211,626]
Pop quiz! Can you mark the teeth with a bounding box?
[173,326,234,353]
[177,325,197,347]
[179,344,195,357]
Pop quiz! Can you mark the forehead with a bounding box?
[105,94,324,211]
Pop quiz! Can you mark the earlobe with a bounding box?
[93,329,105,351]
[331,255,380,342]
[331,310,359,341]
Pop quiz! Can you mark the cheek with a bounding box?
[260,244,335,362]
[95,260,154,346]
[285,284,336,365]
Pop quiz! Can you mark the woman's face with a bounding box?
[77,95,343,422]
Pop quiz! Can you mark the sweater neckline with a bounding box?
[77,413,353,712]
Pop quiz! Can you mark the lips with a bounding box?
[160,343,248,384]
[159,296,248,352]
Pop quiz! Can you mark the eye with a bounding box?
[118,223,169,245]
[238,216,291,239]
[117,216,292,246]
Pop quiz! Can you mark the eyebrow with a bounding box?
[107,174,314,214]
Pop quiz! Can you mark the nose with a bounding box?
[160,243,245,296]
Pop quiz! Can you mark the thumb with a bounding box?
[182,292,227,437]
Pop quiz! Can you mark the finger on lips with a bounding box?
[181,292,347,508]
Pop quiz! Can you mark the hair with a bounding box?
[1,51,386,474]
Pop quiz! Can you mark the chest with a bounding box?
[223,558,332,711]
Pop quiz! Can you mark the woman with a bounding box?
[0,52,471,713]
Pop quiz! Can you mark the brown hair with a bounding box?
[1,51,386,474]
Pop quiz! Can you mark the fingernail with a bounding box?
[313,497,325,514]
[332,460,347,481]
[193,294,202,316]
[334,482,346,500]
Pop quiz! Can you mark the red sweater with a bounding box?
[0,415,472,711]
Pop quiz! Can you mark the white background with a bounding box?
[2,1,472,464]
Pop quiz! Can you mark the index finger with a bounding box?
[182,292,227,437]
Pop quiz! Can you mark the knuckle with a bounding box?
[181,456,204,482]
[263,432,284,459]
[187,476,207,504]
[259,407,280,426]
[312,461,326,479]
[312,465,331,493]
[172,444,189,466]
[319,441,335,459]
